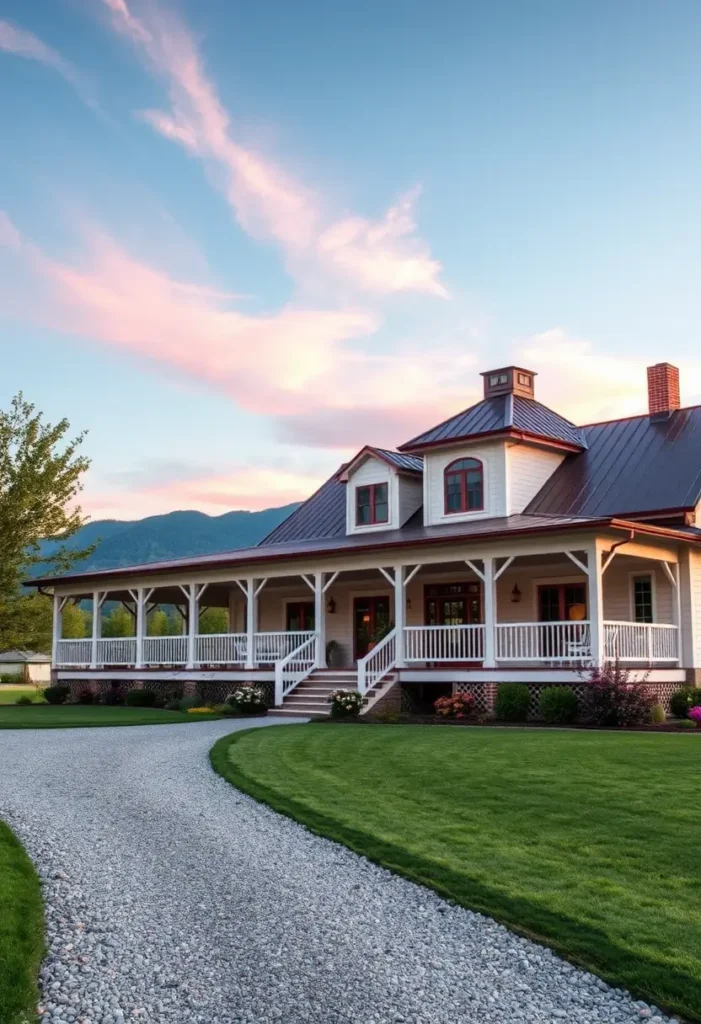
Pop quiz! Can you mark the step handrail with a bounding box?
[357,628,397,695]
[274,633,319,706]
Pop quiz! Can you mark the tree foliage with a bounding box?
[199,607,228,634]
[0,394,92,651]
[102,605,134,638]
[62,602,91,639]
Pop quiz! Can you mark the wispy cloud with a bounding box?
[83,461,323,518]
[0,19,97,110]
[97,0,447,297]
[0,212,471,449]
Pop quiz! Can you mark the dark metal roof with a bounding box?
[371,448,424,473]
[30,512,624,588]
[400,395,586,451]
[261,472,347,545]
[526,406,701,518]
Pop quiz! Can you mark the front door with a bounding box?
[286,601,315,632]
[424,582,482,626]
[354,596,391,660]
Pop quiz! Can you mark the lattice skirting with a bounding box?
[453,680,679,719]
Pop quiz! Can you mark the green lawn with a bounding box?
[212,724,701,1020]
[0,705,222,728]
[0,821,43,1024]
[0,687,43,705]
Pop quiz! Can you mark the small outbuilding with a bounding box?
[0,650,52,683]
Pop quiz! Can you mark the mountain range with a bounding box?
[35,505,299,575]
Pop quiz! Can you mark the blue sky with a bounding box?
[1,0,701,519]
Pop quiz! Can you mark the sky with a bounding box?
[2,0,701,521]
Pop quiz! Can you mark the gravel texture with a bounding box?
[0,719,674,1024]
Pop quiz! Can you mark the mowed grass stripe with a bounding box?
[211,724,701,1021]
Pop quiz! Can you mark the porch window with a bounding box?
[444,458,484,514]
[632,574,654,623]
[356,482,388,525]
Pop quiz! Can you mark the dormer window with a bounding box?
[489,373,508,386]
[444,458,484,514]
[518,372,531,386]
[356,483,388,525]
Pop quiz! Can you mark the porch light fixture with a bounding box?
[511,584,522,603]
[326,597,336,614]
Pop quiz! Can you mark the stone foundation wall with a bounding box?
[362,681,402,720]
[63,678,275,707]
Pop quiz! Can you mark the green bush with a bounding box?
[650,703,666,725]
[77,688,94,705]
[164,698,182,711]
[44,685,70,705]
[670,687,701,719]
[15,695,33,706]
[179,695,205,711]
[676,718,698,730]
[124,688,157,707]
[494,683,530,721]
[539,686,578,724]
[0,672,19,684]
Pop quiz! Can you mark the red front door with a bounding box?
[353,596,391,660]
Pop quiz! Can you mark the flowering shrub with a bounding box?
[687,706,701,726]
[225,685,267,715]
[328,689,364,717]
[187,706,214,714]
[670,687,701,718]
[582,662,654,727]
[434,693,476,719]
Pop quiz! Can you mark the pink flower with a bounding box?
[687,706,701,725]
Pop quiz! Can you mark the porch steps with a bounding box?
[275,669,397,719]
[275,670,359,718]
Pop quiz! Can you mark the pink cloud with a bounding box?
[83,464,323,519]
[0,18,97,109]
[98,0,446,296]
[0,212,471,450]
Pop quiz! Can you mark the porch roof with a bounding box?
[27,512,698,589]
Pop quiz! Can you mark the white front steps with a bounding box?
[275,670,357,718]
[275,669,397,718]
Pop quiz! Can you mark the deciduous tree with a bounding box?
[0,394,91,651]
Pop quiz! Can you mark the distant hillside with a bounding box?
[35,505,299,574]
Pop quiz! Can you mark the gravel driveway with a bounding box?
[0,719,668,1024]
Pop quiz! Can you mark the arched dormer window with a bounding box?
[444,458,484,514]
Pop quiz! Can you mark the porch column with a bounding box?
[134,588,147,669]
[90,591,102,669]
[245,578,257,669]
[482,557,496,667]
[179,583,199,670]
[588,542,604,664]
[52,593,62,667]
[394,565,406,668]
[314,572,327,668]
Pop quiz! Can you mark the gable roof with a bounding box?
[343,446,423,478]
[399,394,586,452]
[526,405,701,518]
[0,650,51,663]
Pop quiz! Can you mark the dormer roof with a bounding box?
[341,445,423,479]
[399,394,587,454]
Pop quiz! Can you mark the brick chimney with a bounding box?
[647,362,680,419]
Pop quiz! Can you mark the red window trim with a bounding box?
[443,458,484,515]
[356,482,389,526]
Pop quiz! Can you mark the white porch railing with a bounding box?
[55,639,92,666]
[404,624,485,662]
[496,622,592,663]
[604,622,679,662]
[96,638,137,665]
[357,629,397,695]
[274,634,318,705]
[255,631,315,663]
[142,635,188,665]
[195,633,247,665]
